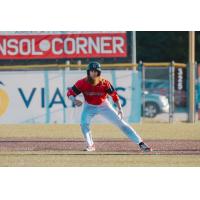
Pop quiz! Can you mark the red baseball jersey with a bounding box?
[67,77,119,105]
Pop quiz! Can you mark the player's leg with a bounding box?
[80,103,97,151]
[99,101,142,144]
[99,101,152,152]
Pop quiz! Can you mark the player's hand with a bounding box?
[74,99,83,107]
[118,109,123,120]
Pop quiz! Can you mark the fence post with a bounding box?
[62,68,67,123]
[188,32,196,123]
[197,63,200,120]
[138,61,145,118]
[44,70,50,124]
[169,61,175,123]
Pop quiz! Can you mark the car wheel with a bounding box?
[144,102,159,118]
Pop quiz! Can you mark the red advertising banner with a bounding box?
[0,32,127,59]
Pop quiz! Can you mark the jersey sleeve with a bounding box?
[106,81,119,102]
[67,80,82,97]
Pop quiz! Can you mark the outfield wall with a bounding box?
[0,70,141,124]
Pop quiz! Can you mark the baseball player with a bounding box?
[67,62,152,152]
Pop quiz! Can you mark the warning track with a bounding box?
[0,138,200,155]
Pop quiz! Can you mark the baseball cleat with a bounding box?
[84,144,96,152]
[139,142,152,152]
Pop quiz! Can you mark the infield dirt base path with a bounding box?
[0,138,200,155]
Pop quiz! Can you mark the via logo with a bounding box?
[0,81,9,116]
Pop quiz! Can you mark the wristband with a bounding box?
[69,95,76,102]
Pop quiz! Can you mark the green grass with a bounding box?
[0,122,200,140]
[0,153,200,167]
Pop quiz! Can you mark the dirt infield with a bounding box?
[0,124,200,166]
[0,138,200,155]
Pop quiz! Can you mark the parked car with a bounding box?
[144,79,187,107]
[142,91,169,118]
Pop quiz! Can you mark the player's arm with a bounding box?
[67,81,83,107]
[106,82,123,119]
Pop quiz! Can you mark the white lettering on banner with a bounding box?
[7,39,18,55]
[52,38,63,55]
[177,68,183,90]
[101,37,112,54]
[64,38,75,54]
[0,36,125,57]
[32,39,43,55]
[0,39,44,56]
[76,37,87,54]
[0,39,6,55]
[19,39,31,55]
[113,37,124,53]
[88,37,100,53]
